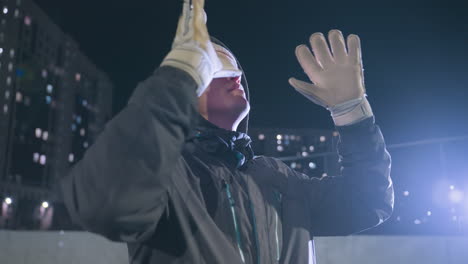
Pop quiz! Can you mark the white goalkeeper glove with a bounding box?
[289,29,373,126]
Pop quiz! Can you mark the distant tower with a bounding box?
[0,0,113,229]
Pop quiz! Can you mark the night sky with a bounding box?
[34,0,468,145]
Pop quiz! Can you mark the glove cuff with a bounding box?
[330,96,374,126]
[161,45,213,96]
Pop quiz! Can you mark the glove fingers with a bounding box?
[328,29,348,64]
[347,34,362,65]
[310,33,334,68]
[193,0,209,45]
[295,45,323,77]
[288,78,327,107]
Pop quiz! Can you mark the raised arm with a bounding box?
[284,30,394,235]
[60,0,221,242]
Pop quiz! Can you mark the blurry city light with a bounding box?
[4,90,9,99]
[450,185,455,190]
[80,128,86,136]
[24,16,31,25]
[41,201,49,209]
[9,49,14,58]
[75,73,81,81]
[277,140,282,145]
[0,47,3,54]
[46,84,53,93]
[39,155,46,165]
[414,219,422,225]
[42,131,48,141]
[4,197,12,205]
[15,92,22,102]
[35,128,42,138]
[76,115,82,124]
[403,191,410,196]
[322,173,328,177]
[257,133,265,140]
[301,151,308,157]
[41,69,47,78]
[45,95,51,104]
[33,152,39,162]
[448,189,464,204]
[309,145,315,152]
[277,145,284,152]
[3,104,8,114]
[291,162,297,169]
[3,7,8,14]
[82,99,88,107]
[320,136,326,142]
[333,131,339,137]
[276,134,282,140]
[8,62,13,71]
[14,9,19,18]
[427,211,432,216]
[309,162,316,169]
[83,141,89,148]
[68,153,74,163]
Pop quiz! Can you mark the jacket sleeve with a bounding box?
[278,117,394,236]
[60,66,199,242]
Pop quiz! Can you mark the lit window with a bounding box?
[35,128,42,138]
[41,201,49,209]
[14,9,19,17]
[42,131,48,141]
[319,136,326,142]
[258,134,265,140]
[15,92,22,102]
[24,15,31,26]
[4,197,12,205]
[277,145,284,152]
[403,191,409,196]
[41,69,48,78]
[68,153,74,163]
[9,49,14,58]
[82,100,88,107]
[46,84,53,93]
[414,219,421,225]
[83,141,89,148]
[277,140,281,145]
[71,124,76,131]
[76,116,82,124]
[427,211,432,216]
[75,73,81,81]
[5,90,10,99]
[0,47,3,54]
[39,155,46,165]
[6,76,12,85]
[301,151,308,157]
[276,134,282,140]
[2,7,8,14]
[3,104,8,114]
[309,145,315,152]
[45,95,51,104]
[33,152,40,162]
[7,62,13,72]
[309,162,316,169]
[80,128,86,136]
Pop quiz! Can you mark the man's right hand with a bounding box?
[161,0,222,96]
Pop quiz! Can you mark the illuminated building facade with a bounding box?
[0,0,113,229]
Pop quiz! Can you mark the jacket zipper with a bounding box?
[223,180,246,263]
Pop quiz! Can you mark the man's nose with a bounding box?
[229,76,241,84]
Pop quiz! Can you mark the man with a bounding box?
[61,0,394,263]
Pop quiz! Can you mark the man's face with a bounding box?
[198,75,250,126]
